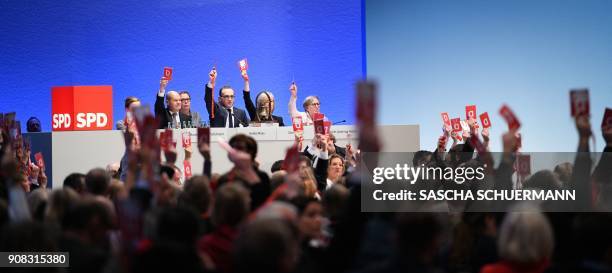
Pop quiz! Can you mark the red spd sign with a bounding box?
[163,67,173,80]
[52,86,113,131]
[499,105,521,131]
[183,160,192,179]
[282,145,300,173]
[312,113,325,121]
[465,105,477,120]
[441,112,451,127]
[181,132,191,148]
[314,119,325,134]
[517,154,531,176]
[479,112,492,128]
[238,59,248,72]
[197,128,210,145]
[323,121,331,135]
[450,118,462,132]
[603,108,612,129]
[34,152,45,169]
[292,116,303,133]
[570,89,589,117]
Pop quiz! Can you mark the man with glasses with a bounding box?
[204,67,250,128]
[288,82,321,125]
[155,78,192,129]
[179,91,202,127]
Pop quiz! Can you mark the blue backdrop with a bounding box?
[0,0,364,130]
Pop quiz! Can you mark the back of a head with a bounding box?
[178,175,211,215]
[46,188,80,225]
[85,168,110,196]
[212,183,250,227]
[395,212,443,259]
[269,170,287,192]
[63,173,86,194]
[62,199,112,232]
[413,150,433,167]
[524,170,562,191]
[323,184,349,220]
[229,134,258,161]
[553,162,573,187]
[233,218,298,273]
[156,206,199,245]
[271,160,284,173]
[27,188,49,221]
[498,206,554,265]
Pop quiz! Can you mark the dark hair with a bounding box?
[218,85,233,97]
[85,168,110,196]
[413,150,433,167]
[160,165,176,180]
[124,96,140,109]
[212,184,250,227]
[156,207,199,244]
[178,176,211,215]
[299,155,312,168]
[62,200,112,231]
[271,160,284,173]
[63,173,86,194]
[229,134,258,161]
[179,91,190,97]
[290,196,319,215]
[26,117,42,132]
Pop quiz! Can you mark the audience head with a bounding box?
[85,168,110,196]
[233,218,299,273]
[178,175,211,216]
[271,159,284,173]
[395,212,443,264]
[553,162,573,188]
[165,91,181,113]
[327,154,345,182]
[124,96,141,111]
[413,150,433,167]
[63,173,86,194]
[229,134,258,162]
[106,162,120,179]
[498,206,554,266]
[26,116,42,132]
[291,196,322,241]
[219,85,235,109]
[212,183,250,227]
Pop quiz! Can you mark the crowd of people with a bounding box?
[0,79,611,273]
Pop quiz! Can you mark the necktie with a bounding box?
[172,112,179,128]
[228,108,234,128]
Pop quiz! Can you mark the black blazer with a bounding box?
[205,85,250,128]
[155,95,192,129]
[242,90,285,126]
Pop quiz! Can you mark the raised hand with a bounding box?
[481,127,490,143]
[209,67,217,86]
[289,82,297,97]
[159,78,169,92]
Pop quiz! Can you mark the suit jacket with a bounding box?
[242,90,285,126]
[155,95,192,129]
[205,84,250,128]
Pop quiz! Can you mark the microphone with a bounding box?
[333,120,347,125]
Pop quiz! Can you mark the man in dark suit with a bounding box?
[204,68,250,128]
[240,70,285,126]
[155,78,192,129]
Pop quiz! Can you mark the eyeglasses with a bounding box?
[181,98,191,102]
[310,102,320,106]
[221,95,235,99]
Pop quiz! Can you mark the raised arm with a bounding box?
[288,82,299,117]
[155,78,169,118]
[204,68,218,118]
[242,71,257,121]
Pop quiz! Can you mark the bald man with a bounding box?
[155,78,192,129]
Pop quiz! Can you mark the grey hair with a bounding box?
[166,90,180,102]
[302,96,320,111]
[498,204,554,265]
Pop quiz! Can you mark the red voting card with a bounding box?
[160,129,174,151]
[451,118,462,132]
[356,81,376,128]
[292,116,303,133]
[603,108,612,129]
[238,59,248,72]
[441,112,451,127]
[163,67,173,81]
[312,113,325,121]
[323,121,331,135]
[34,152,45,169]
[479,112,491,128]
[282,145,300,173]
[465,105,477,120]
[181,132,191,148]
[314,119,325,134]
[197,128,210,145]
[517,154,531,176]
[570,89,589,117]
[499,105,521,131]
[183,160,192,179]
